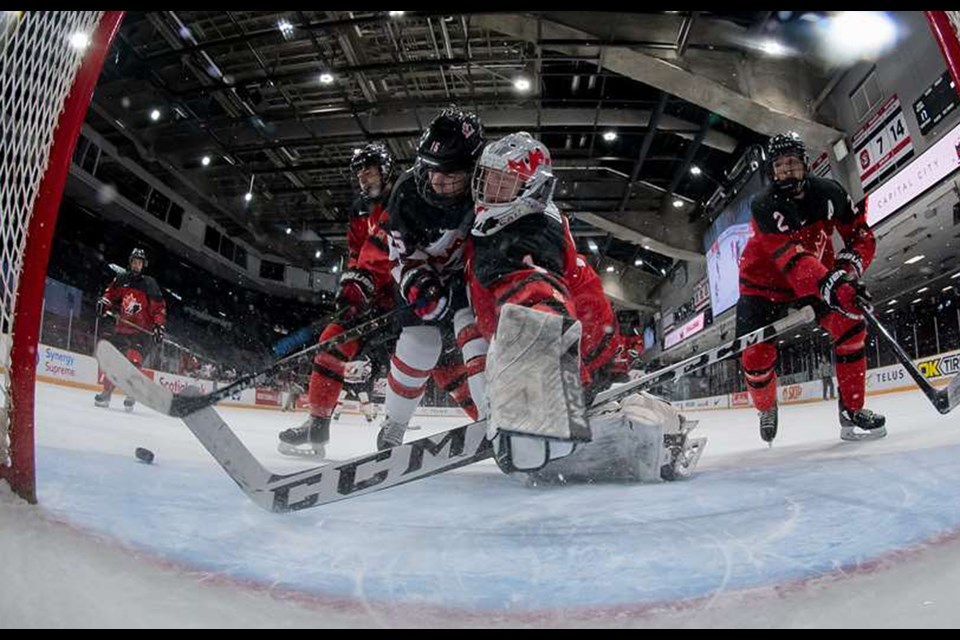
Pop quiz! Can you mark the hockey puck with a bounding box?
[135,447,155,464]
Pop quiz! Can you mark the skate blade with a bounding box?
[277,442,327,458]
[840,426,888,442]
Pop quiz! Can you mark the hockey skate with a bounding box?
[94,391,112,408]
[123,397,136,413]
[839,406,887,442]
[759,406,778,446]
[376,417,408,450]
[278,415,330,458]
[660,416,707,481]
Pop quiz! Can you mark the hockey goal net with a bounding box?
[0,11,122,503]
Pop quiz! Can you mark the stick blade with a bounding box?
[95,340,174,415]
[942,375,960,414]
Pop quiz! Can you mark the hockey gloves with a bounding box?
[401,267,449,321]
[820,268,871,320]
[336,269,376,317]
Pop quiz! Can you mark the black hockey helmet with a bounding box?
[766,132,808,194]
[129,247,148,269]
[351,142,394,177]
[350,142,395,202]
[415,107,484,207]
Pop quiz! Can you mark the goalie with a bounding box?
[466,132,705,483]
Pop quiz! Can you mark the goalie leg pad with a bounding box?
[487,304,589,442]
[526,392,705,484]
[526,409,663,484]
[494,433,577,474]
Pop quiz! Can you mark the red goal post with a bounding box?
[0,11,124,503]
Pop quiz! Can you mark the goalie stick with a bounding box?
[97,306,815,512]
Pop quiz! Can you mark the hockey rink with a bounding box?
[3,381,960,627]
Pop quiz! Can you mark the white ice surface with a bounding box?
[3,382,960,627]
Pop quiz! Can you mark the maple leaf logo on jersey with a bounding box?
[462,122,475,139]
[122,293,142,317]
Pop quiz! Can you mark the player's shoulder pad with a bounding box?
[350,197,368,219]
[386,169,417,222]
[809,176,847,199]
[810,176,858,220]
[143,275,163,297]
[113,271,132,287]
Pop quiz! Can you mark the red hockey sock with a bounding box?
[742,343,779,412]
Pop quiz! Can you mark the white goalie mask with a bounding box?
[472,132,557,236]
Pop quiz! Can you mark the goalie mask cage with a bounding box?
[0,11,123,503]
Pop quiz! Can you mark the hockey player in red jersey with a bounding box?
[95,248,166,412]
[277,143,398,456]
[466,132,704,481]
[738,132,886,444]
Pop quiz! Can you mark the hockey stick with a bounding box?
[183,390,491,513]
[103,310,211,363]
[591,305,816,406]
[271,307,350,357]
[860,303,960,415]
[98,304,814,512]
[97,305,410,418]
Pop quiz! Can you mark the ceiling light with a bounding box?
[513,77,531,92]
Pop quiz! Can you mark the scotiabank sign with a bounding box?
[663,312,705,350]
[866,119,960,227]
